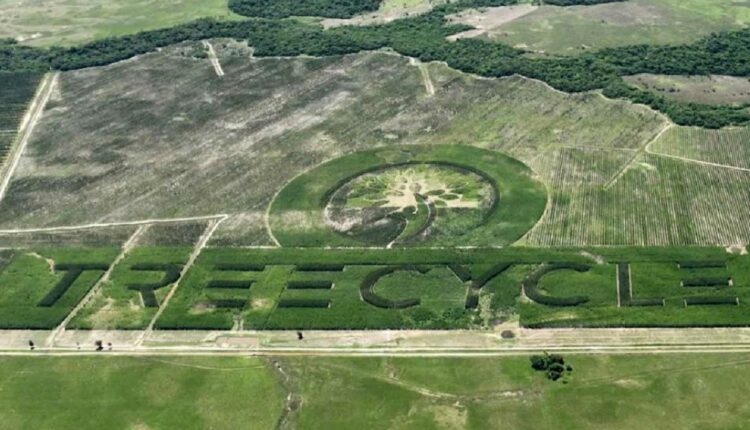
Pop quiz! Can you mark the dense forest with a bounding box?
[228,0,382,19]
[0,0,747,128]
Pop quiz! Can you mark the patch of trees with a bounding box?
[530,353,573,381]
[541,0,624,5]
[1,0,749,128]
[228,0,382,19]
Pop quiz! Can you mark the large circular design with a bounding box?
[268,145,547,247]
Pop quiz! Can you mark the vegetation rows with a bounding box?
[0,0,748,127]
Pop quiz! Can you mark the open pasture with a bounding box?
[624,74,750,106]
[471,0,750,55]
[0,356,283,429]
[0,0,241,47]
[5,354,750,429]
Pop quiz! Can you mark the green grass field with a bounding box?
[0,0,242,47]
[483,0,750,55]
[4,354,750,429]
[282,354,750,429]
[0,356,284,429]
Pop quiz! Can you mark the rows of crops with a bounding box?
[0,72,42,162]
[527,148,750,246]
[650,126,750,170]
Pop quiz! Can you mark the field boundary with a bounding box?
[0,214,227,234]
[135,216,227,345]
[45,225,147,346]
[0,72,58,203]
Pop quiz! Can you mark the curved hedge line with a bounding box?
[269,145,546,247]
[523,263,590,307]
[360,266,423,309]
[229,0,382,19]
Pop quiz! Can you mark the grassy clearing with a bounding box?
[481,0,750,55]
[0,50,664,245]
[624,74,750,106]
[281,354,750,429]
[0,356,283,429]
[70,247,193,330]
[0,0,242,47]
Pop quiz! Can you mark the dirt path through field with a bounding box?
[135,216,227,346]
[0,72,57,203]
[603,121,673,189]
[46,225,147,347]
[0,214,227,234]
[409,57,435,96]
[202,40,225,77]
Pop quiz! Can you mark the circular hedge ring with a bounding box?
[268,145,547,247]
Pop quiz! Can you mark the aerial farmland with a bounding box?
[1,0,750,428]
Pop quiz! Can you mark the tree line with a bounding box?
[0,0,748,128]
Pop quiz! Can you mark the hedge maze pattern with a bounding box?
[3,247,750,329]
